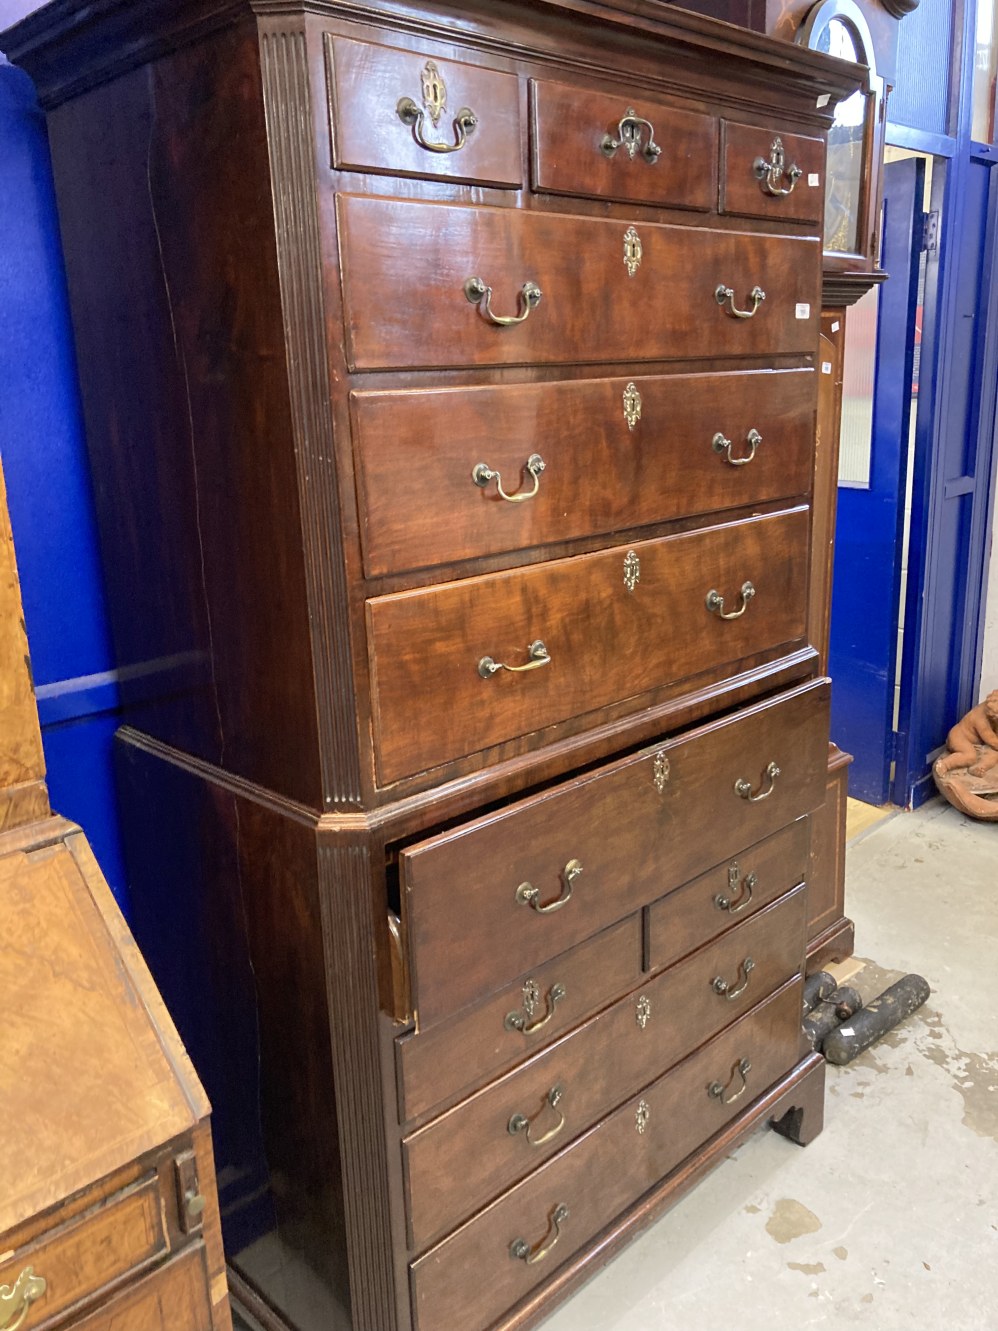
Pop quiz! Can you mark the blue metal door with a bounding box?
[829,157,925,804]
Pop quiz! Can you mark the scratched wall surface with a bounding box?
[0,57,129,907]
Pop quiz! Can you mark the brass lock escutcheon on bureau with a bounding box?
[715,284,766,319]
[465,276,542,326]
[601,107,662,163]
[754,136,803,197]
[505,979,566,1034]
[705,580,755,620]
[515,858,583,914]
[708,1057,752,1105]
[396,60,478,154]
[735,760,781,802]
[479,640,551,678]
[472,453,545,502]
[714,862,757,914]
[712,428,762,466]
[509,1203,570,1265]
[508,1084,566,1146]
[711,956,755,1001]
[0,1268,47,1331]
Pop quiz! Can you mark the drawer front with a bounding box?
[353,368,815,577]
[66,1244,212,1331]
[648,815,811,971]
[0,1176,167,1329]
[410,978,803,1331]
[326,37,522,187]
[337,195,820,370]
[397,916,642,1123]
[370,507,809,783]
[404,886,805,1249]
[720,121,825,224]
[399,679,828,1027]
[530,79,716,210]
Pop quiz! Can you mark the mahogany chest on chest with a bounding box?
[3,3,859,1328]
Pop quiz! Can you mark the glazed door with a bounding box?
[829,157,924,805]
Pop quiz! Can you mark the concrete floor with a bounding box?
[538,797,998,1331]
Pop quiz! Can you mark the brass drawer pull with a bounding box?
[509,1203,570,1265]
[712,428,762,466]
[711,956,755,1001]
[465,276,542,326]
[472,453,545,502]
[515,859,582,914]
[715,284,766,319]
[714,863,757,914]
[505,980,566,1034]
[396,58,477,155]
[708,1057,752,1105]
[754,136,802,197]
[735,760,781,802]
[705,581,755,620]
[0,1268,47,1331]
[601,107,662,164]
[479,640,551,678]
[508,1084,566,1146]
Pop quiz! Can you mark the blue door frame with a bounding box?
[830,156,923,805]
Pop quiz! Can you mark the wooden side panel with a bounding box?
[0,459,46,810]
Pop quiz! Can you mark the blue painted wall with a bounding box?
[0,56,129,909]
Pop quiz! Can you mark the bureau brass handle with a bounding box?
[465,276,543,326]
[601,107,662,164]
[505,981,566,1034]
[714,863,757,914]
[510,1203,570,1265]
[711,956,755,1001]
[479,640,551,678]
[705,581,755,620]
[0,1268,47,1331]
[712,428,762,466]
[754,137,802,197]
[515,859,582,914]
[508,1084,566,1146]
[708,1057,752,1105]
[396,96,478,153]
[715,284,766,319]
[735,760,781,802]
[472,453,546,502]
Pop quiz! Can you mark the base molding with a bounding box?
[807,915,856,972]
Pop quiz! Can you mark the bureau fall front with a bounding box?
[2,2,860,1328]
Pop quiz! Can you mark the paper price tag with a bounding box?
[822,361,833,375]
[816,93,830,108]
[831,320,840,332]
[808,173,820,187]
[795,303,811,320]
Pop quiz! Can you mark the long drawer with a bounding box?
[336,195,821,370]
[369,507,809,783]
[352,368,815,576]
[399,679,828,1027]
[396,916,643,1124]
[404,884,806,1250]
[409,978,803,1331]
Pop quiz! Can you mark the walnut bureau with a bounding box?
[3,3,859,1330]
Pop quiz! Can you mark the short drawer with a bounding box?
[398,679,828,1027]
[0,1175,168,1329]
[396,916,643,1123]
[325,37,522,187]
[404,885,805,1249]
[410,978,803,1331]
[720,121,825,224]
[337,195,821,370]
[648,816,811,971]
[370,507,809,783]
[352,368,815,577]
[530,79,716,210]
